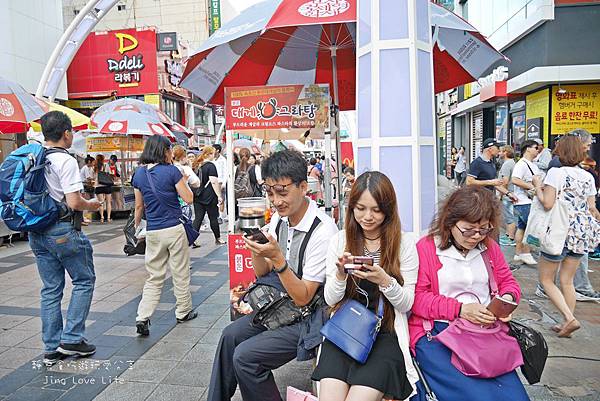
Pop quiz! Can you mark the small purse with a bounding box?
[320,283,384,364]
[144,167,199,246]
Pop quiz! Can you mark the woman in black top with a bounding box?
[192,146,225,246]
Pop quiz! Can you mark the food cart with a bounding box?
[85,134,145,212]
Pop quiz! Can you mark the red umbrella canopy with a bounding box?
[0,76,48,134]
[181,0,506,109]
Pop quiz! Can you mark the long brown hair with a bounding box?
[339,171,403,332]
[238,148,251,174]
[192,146,215,170]
[94,154,105,173]
[429,186,501,250]
[172,145,186,162]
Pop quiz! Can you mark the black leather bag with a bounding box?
[508,320,548,384]
[97,171,114,186]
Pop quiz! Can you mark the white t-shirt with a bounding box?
[545,166,596,198]
[214,155,228,185]
[512,158,540,205]
[45,151,84,202]
[174,162,201,188]
[80,165,94,182]
[268,199,338,282]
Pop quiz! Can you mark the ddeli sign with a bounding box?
[67,28,159,98]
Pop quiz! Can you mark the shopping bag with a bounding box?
[123,211,146,256]
[524,197,569,255]
[286,386,317,401]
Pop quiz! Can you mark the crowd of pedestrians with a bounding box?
[17,110,600,401]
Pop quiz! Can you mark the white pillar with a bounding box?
[356,0,437,234]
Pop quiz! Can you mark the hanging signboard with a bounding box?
[86,136,145,153]
[551,84,600,134]
[209,0,221,35]
[224,84,330,131]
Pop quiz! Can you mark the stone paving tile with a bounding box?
[90,301,128,313]
[13,317,42,332]
[0,368,12,380]
[118,359,178,384]
[0,348,42,369]
[160,327,210,344]
[162,362,213,387]
[0,329,38,347]
[181,343,217,364]
[197,327,225,345]
[139,341,196,362]
[146,384,207,401]
[92,381,158,401]
[103,326,140,338]
[0,297,40,308]
[0,314,32,329]
[154,303,175,311]
[4,386,64,401]
[14,335,44,350]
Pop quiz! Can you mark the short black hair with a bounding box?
[213,144,222,153]
[344,167,355,175]
[262,150,308,186]
[521,139,538,153]
[85,155,95,164]
[140,135,172,164]
[110,154,118,162]
[40,111,72,142]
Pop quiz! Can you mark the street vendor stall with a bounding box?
[223,83,331,320]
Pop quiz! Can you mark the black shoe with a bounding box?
[57,340,96,357]
[136,320,150,336]
[176,311,198,323]
[43,351,66,366]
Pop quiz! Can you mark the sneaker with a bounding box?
[589,252,600,261]
[519,253,538,266]
[535,284,548,299]
[200,224,209,232]
[217,217,223,224]
[43,351,65,366]
[136,320,150,336]
[57,340,96,357]
[176,311,198,323]
[575,290,600,302]
[500,235,516,246]
[513,255,524,265]
[215,238,226,245]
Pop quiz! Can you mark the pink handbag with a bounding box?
[286,387,318,401]
[424,250,523,379]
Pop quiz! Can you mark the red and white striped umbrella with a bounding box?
[181,0,506,110]
[91,98,175,128]
[92,103,176,141]
[0,76,48,134]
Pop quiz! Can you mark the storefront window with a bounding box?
[161,97,182,123]
[194,107,208,126]
[495,103,508,144]
[512,111,526,152]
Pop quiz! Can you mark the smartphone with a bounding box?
[352,256,374,266]
[243,227,269,244]
[486,295,518,318]
[343,264,369,273]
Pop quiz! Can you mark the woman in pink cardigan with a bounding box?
[408,187,530,401]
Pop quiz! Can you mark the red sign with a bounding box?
[228,234,256,320]
[224,84,330,131]
[67,28,159,98]
[340,141,354,169]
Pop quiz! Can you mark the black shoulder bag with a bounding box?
[243,217,324,330]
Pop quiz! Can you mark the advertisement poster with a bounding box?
[525,88,550,144]
[228,234,256,320]
[225,84,330,131]
[86,136,145,153]
[340,142,354,169]
[551,84,600,134]
[67,28,159,98]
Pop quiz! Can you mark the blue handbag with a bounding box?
[320,294,384,364]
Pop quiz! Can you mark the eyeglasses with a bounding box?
[455,225,494,238]
[262,182,296,195]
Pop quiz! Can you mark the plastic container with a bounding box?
[237,197,267,231]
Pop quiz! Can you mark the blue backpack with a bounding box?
[0,143,66,232]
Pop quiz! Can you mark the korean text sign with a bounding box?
[551,84,600,134]
[228,234,256,320]
[67,28,159,98]
[224,84,330,131]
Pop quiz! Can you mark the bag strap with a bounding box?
[297,217,321,278]
[481,249,499,296]
[524,159,535,177]
[412,357,439,401]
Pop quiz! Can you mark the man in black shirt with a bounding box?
[466,138,518,202]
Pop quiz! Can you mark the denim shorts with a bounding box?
[514,204,531,231]
[502,198,516,225]
[540,247,585,262]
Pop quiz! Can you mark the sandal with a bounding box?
[557,319,581,338]
[551,324,562,333]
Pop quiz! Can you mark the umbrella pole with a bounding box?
[329,24,344,227]
[226,129,235,234]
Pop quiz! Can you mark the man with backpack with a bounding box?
[207,150,338,401]
[30,111,101,365]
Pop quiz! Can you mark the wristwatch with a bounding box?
[273,261,289,274]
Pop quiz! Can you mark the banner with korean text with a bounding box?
[551,84,600,135]
[224,84,330,131]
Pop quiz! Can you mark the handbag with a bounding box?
[320,283,384,364]
[144,167,199,246]
[508,320,548,384]
[97,171,114,186]
[426,250,523,378]
[286,387,317,401]
[524,170,569,255]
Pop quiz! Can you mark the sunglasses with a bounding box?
[262,182,296,194]
[455,225,494,238]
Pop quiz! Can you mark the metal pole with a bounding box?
[226,129,236,234]
[330,24,344,227]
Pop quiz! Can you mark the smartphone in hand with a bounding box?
[242,227,269,244]
[352,256,374,266]
[486,295,518,318]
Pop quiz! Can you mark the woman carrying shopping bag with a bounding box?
[132,136,198,336]
[313,171,419,401]
[532,135,600,338]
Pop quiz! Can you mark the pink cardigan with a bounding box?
[408,236,521,353]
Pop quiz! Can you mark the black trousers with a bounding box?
[207,314,302,401]
[193,201,221,240]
